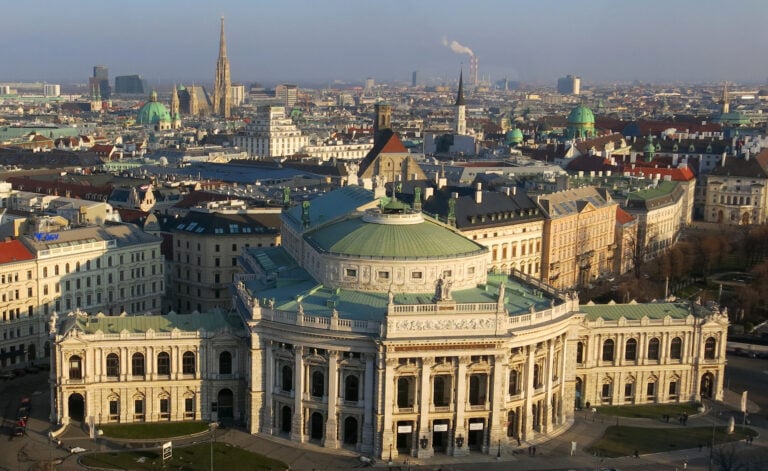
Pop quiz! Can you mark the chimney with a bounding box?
[745,150,750,161]
[501,186,511,196]
[424,187,434,200]
[451,192,459,199]
[475,182,482,204]
[512,187,517,196]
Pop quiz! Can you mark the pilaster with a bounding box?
[290,346,304,442]
[324,351,339,448]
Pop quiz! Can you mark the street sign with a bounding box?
[162,441,172,461]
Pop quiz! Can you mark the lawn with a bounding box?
[81,442,288,470]
[594,402,701,419]
[99,422,210,439]
[588,425,757,458]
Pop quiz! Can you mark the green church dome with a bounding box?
[567,104,595,125]
[506,128,524,145]
[137,90,171,125]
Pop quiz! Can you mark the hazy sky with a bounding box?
[2,0,767,86]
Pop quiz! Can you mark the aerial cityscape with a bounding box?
[2,2,768,470]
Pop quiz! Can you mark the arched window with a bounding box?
[433,375,450,406]
[602,339,615,362]
[344,375,359,402]
[625,338,637,361]
[69,355,82,380]
[281,365,293,391]
[182,351,195,375]
[508,370,519,395]
[704,337,717,359]
[311,371,324,397]
[533,364,541,388]
[132,352,145,377]
[219,351,232,375]
[157,352,170,376]
[54,265,59,276]
[397,377,413,408]
[670,337,682,360]
[65,263,70,274]
[648,338,660,360]
[576,342,584,364]
[106,353,119,378]
[469,374,487,405]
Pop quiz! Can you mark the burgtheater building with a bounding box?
[51,186,728,461]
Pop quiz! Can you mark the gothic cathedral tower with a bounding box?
[454,70,466,135]
[213,17,232,118]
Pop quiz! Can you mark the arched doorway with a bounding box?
[575,377,583,409]
[310,412,324,440]
[44,341,50,358]
[68,393,85,422]
[700,373,714,399]
[343,416,358,445]
[280,405,291,434]
[506,410,518,438]
[717,211,724,224]
[27,344,36,362]
[217,389,234,419]
[741,212,750,225]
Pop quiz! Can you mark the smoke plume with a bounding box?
[441,36,473,56]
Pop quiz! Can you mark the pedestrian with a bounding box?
[528,445,532,455]
[634,449,639,458]
[532,446,536,456]
[698,443,702,452]
[517,437,521,447]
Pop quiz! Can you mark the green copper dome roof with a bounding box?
[306,213,486,259]
[567,104,595,124]
[506,128,524,144]
[137,91,171,125]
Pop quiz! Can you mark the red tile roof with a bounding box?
[625,165,695,181]
[0,240,35,264]
[380,133,408,154]
[616,207,635,225]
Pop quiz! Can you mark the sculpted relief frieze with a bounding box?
[393,316,495,332]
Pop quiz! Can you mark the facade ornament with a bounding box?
[49,311,59,335]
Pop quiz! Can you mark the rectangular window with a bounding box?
[647,382,656,398]
[378,271,390,279]
[669,381,678,397]
[411,272,423,279]
[109,400,119,421]
[345,268,357,277]
[159,398,170,419]
[134,399,144,417]
[601,383,611,399]
[185,398,194,419]
[624,383,633,398]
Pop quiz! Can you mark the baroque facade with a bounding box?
[51,186,727,462]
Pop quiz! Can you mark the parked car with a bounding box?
[0,371,15,380]
[24,365,40,374]
[12,368,26,377]
[13,425,25,437]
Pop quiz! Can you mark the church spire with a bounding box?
[454,69,466,135]
[455,69,465,106]
[721,81,730,114]
[213,16,232,118]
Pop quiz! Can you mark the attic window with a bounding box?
[377,271,390,280]
[345,268,357,277]
[411,271,423,279]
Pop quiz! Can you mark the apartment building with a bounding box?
[537,187,617,290]
[169,200,281,313]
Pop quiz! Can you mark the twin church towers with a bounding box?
[212,16,232,118]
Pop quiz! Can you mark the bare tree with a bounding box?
[712,442,750,471]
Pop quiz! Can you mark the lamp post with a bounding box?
[388,443,393,466]
[209,421,219,471]
[497,439,501,459]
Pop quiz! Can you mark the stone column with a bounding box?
[522,345,535,440]
[263,342,274,434]
[417,357,434,459]
[542,341,555,433]
[291,346,304,442]
[381,357,396,462]
[361,354,375,454]
[452,356,469,457]
[324,351,339,448]
[488,353,506,450]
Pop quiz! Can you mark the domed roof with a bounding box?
[506,128,524,144]
[567,104,595,125]
[137,91,171,125]
[307,212,486,259]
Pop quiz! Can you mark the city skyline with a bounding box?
[2,0,768,86]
